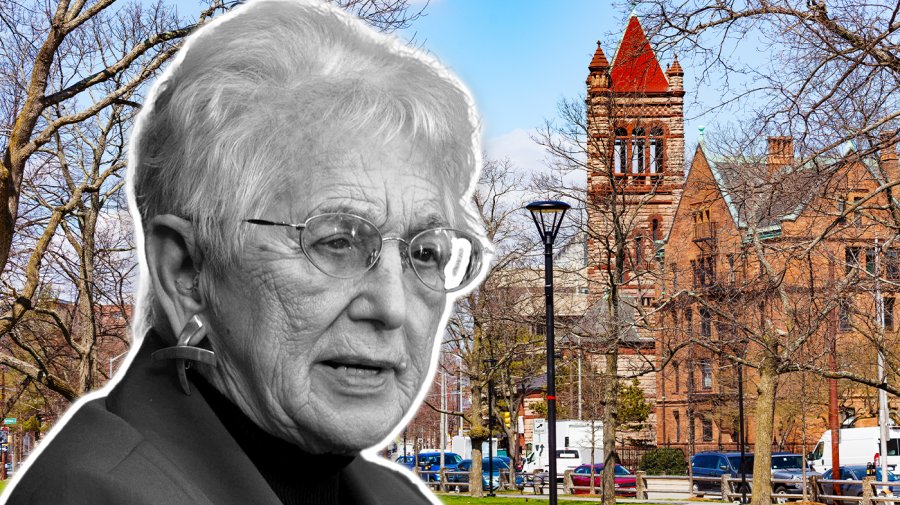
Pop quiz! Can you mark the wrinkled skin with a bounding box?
[200,136,452,455]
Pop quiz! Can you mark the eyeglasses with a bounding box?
[244,213,484,293]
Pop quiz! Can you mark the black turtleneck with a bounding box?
[190,371,355,505]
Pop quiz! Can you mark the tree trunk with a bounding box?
[602,351,618,505]
[469,378,486,497]
[589,419,598,495]
[77,200,99,394]
[752,354,778,505]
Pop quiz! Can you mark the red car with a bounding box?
[571,464,637,496]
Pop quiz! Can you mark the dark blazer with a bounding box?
[2,334,436,505]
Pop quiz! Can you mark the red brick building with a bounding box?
[583,13,899,454]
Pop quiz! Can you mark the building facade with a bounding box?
[584,13,900,455]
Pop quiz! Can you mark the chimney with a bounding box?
[879,130,899,184]
[766,136,795,168]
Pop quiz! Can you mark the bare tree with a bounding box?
[426,157,545,497]
[638,0,900,160]
[330,0,427,32]
[0,0,432,409]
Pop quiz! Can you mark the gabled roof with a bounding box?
[564,295,648,344]
[688,134,883,234]
[610,16,669,93]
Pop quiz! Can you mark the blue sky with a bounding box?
[171,0,710,173]
[395,0,708,173]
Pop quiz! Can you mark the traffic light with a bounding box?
[503,412,511,428]
[0,429,7,444]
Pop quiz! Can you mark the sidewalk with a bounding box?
[438,493,720,504]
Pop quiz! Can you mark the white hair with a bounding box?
[128,0,483,336]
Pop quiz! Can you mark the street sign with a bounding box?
[2,419,14,425]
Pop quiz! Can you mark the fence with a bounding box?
[633,472,898,505]
[420,466,900,504]
[617,446,653,472]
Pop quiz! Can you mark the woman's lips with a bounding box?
[317,359,395,393]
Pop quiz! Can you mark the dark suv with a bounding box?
[691,452,819,502]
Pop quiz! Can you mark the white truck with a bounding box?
[523,419,604,475]
[450,435,500,461]
[809,426,900,474]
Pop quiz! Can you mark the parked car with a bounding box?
[691,451,818,502]
[407,452,463,482]
[450,459,524,491]
[395,455,416,471]
[821,466,900,504]
[570,464,636,496]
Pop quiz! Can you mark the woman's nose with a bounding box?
[347,241,408,329]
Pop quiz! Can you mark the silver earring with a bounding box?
[151,315,217,395]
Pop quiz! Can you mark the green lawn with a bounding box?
[0,480,8,495]
[436,494,603,504]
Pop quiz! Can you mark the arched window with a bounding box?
[652,219,660,241]
[632,127,645,177]
[649,127,664,178]
[614,127,627,174]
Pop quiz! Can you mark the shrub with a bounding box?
[638,447,688,475]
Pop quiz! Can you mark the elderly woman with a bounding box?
[4,1,487,503]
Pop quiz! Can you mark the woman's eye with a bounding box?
[316,236,354,251]
[411,246,440,265]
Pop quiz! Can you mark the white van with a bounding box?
[809,427,900,474]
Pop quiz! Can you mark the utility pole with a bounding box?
[458,360,463,437]
[578,349,582,421]
[2,365,6,481]
[828,260,841,498]
[440,370,446,470]
[876,238,889,491]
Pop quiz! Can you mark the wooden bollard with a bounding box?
[439,468,448,493]
[862,476,874,505]
[721,473,732,501]
[563,469,574,494]
[636,471,647,499]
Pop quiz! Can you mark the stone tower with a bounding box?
[585,13,685,303]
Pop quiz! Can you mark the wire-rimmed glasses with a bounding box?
[244,213,484,293]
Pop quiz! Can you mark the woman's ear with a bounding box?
[144,215,206,339]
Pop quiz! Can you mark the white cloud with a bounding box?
[484,128,586,189]
[484,128,547,173]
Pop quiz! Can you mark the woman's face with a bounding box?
[202,136,453,454]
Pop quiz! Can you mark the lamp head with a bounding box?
[525,201,570,244]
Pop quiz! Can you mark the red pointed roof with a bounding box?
[610,16,669,93]
[588,41,609,72]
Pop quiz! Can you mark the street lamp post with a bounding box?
[737,359,747,503]
[525,200,570,505]
[483,358,498,496]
